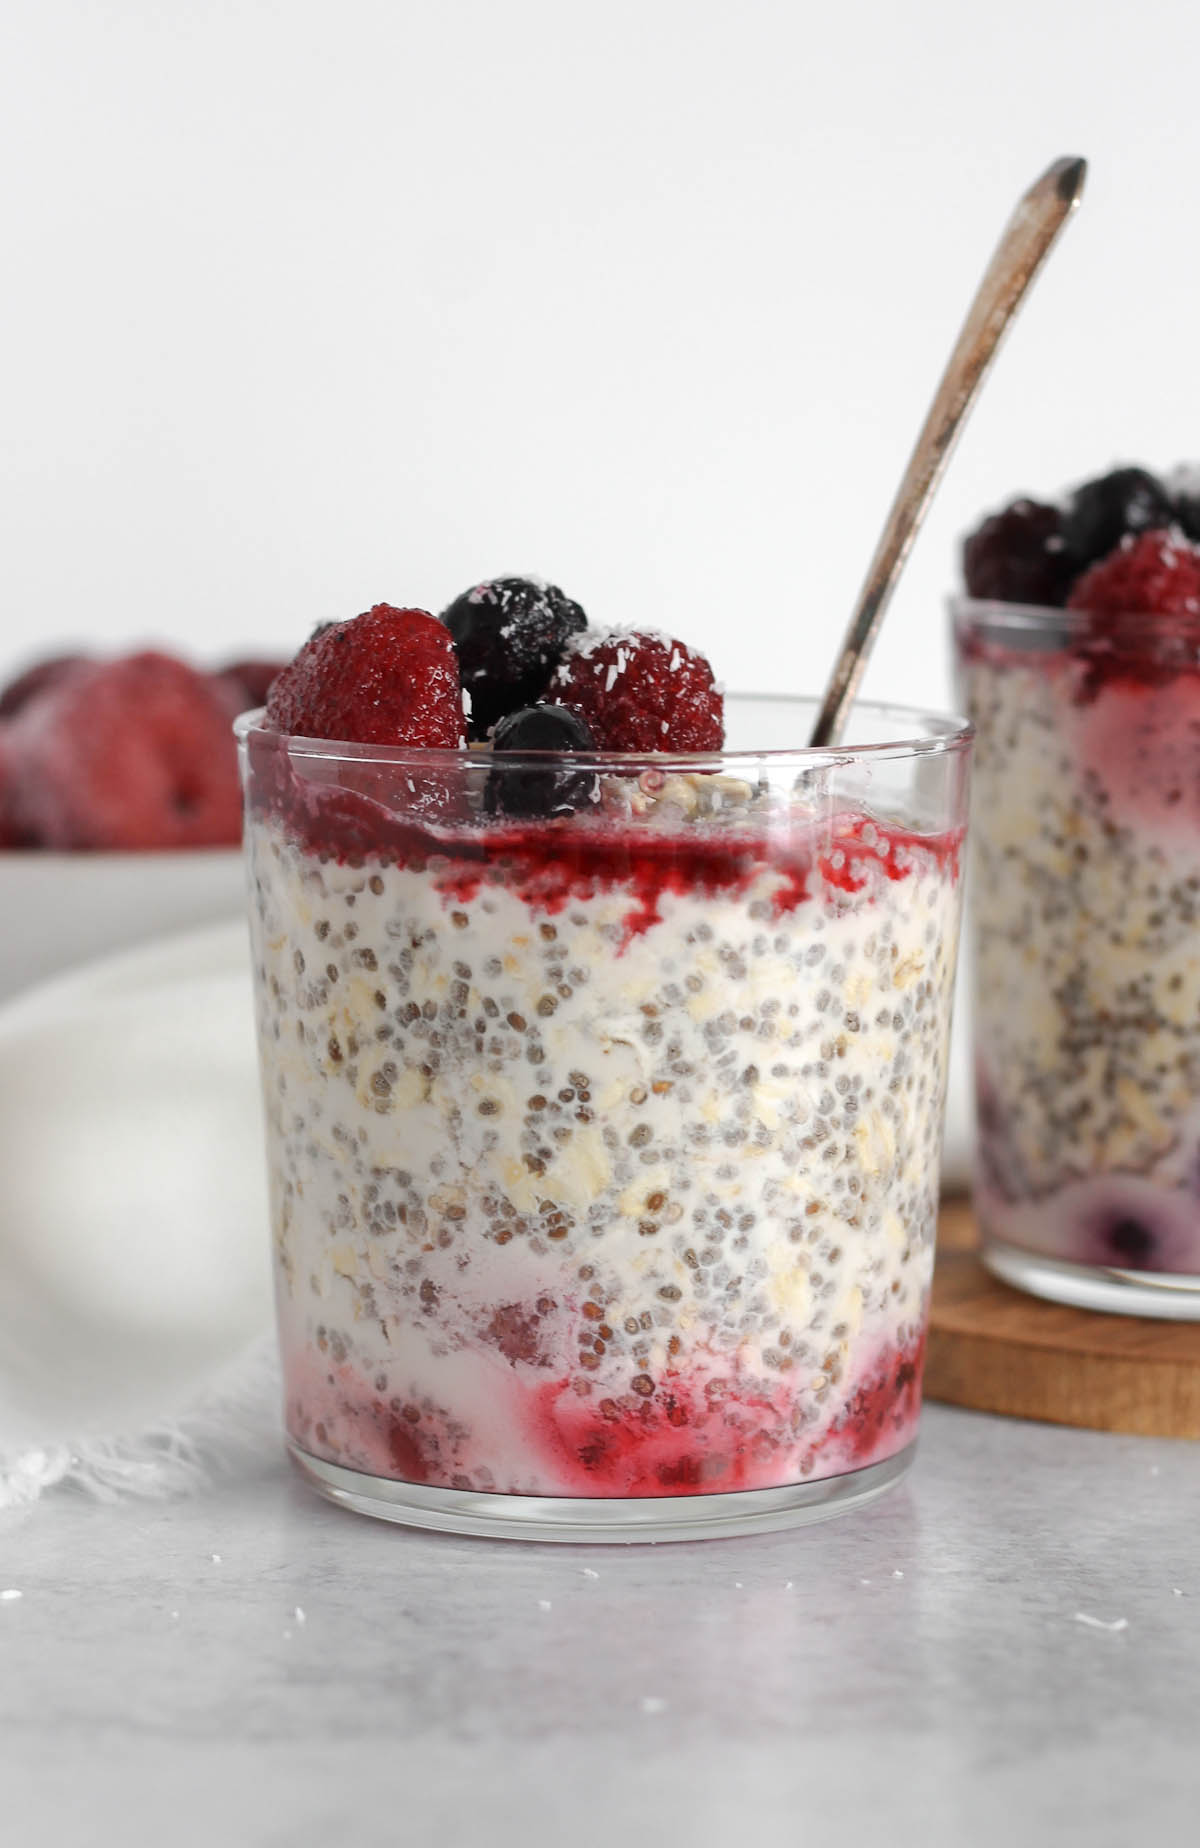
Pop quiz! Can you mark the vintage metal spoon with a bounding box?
[808,154,1087,749]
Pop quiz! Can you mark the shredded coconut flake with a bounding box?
[1073,1611,1128,1632]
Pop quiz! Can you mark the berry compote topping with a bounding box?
[486,702,598,820]
[962,499,1073,607]
[441,576,587,740]
[551,629,724,752]
[1061,466,1176,571]
[1067,528,1200,624]
[961,466,1200,614]
[264,604,465,747]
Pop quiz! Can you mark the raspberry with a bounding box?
[213,657,287,716]
[550,630,723,753]
[1062,466,1175,570]
[1067,528,1200,622]
[962,499,1073,607]
[0,653,90,721]
[6,652,243,850]
[264,605,465,747]
[0,728,36,846]
[441,577,587,739]
[486,703,598,819]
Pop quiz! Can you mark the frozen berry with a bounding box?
[961,499,1073,606]
[1062,467,1175,570]
[1067,529,1200,622]
[0,653,90,721]
[487,704,598,819]
[1170,468,1200,543]
[441,577,587,739]
[214,657,287,714]
[6,651,243,850]
[1103,1216,1156,1267]
[0,728,36,847]
[265,604,465,747]
[551,630,724,752]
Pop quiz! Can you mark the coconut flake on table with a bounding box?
[1073,1611,1129,1632]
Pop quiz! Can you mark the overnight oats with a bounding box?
[957,466,1200,1315]
[240,586,970,1538]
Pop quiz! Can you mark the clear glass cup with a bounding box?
[238,694,971,1541]
[954,597,1200,1318]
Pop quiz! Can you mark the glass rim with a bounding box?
[234,692,973,770]
[950,592,1200,644]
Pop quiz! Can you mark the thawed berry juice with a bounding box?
[240,695,969,1540]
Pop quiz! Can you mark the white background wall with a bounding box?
[2,0,1198,717]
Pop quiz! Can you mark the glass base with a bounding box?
[983,1238,1200,1321]
[288,1439,915,1544]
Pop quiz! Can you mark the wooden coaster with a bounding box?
[926,1196,1200,1438]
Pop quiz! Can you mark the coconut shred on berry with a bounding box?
[241,591,966,1505]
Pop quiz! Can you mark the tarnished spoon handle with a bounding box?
[808,155,1087,749]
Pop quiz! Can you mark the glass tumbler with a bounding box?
[955,598,1200,1317]
[238,695,971,1540]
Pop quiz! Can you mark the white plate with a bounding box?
[0,847,246,1003]
[0,921,273,1451]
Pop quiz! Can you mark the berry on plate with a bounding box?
[6,651,243,850]
[961,499,1073,607]
[214,657,287,716]
[0,730,34,846]
[441,576,586,739]
[0,653,91,721]
[550,629,724,753]
[487,703,598,819]
[1067,528,1200,622]
[265,604,465,747]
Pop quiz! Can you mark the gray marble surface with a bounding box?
[2,1404,1196,1848]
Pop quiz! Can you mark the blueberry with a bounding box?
[1103,1216,1157,1268]
[486,704,598,819]
[442,577,587,739]
[962,499,1073,606]
[1171,471,1200,543]
[1061,467,1175,570]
